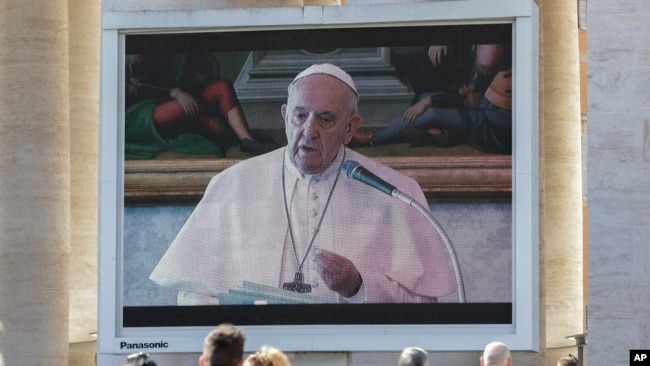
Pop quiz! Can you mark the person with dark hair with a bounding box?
[200,323,246,366]
[556,355,578,366]
[123,352,157,366]
[398,346,429,366]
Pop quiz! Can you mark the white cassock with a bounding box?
[149,147,454,304]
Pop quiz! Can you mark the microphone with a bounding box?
[341,160,397,196]
[341,160,416,206]
[341,159,467,303]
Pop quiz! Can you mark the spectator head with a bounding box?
[243,345,291,366]
[123,352,157,366]
[480,341,511,366]
[200,323,246,366]
[398,346,429,366]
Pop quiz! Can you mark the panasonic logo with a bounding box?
[120,341,169,350]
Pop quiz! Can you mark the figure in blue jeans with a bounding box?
[353,45,512,154]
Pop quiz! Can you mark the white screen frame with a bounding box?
[98,0,539,354]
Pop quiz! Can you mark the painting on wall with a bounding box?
[123,25,513,205]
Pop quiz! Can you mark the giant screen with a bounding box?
[99,1,538,354]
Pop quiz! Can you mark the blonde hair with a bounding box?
[244,346,291,366]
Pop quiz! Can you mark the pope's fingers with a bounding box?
[313,250,349,271]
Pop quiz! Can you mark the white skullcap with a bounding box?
[288,63,358,98]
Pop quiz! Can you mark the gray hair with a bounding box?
[398,347,429,366]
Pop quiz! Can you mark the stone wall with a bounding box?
[587,1,650,365]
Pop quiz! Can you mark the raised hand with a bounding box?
[313,249,362,298]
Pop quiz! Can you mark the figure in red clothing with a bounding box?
[125,52,279,159]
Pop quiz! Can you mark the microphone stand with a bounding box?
[341,159,466,302]
[392,191,467,303]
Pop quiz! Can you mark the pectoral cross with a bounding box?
[283,272,312,293]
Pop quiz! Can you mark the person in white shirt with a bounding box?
[150,63,454,305]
